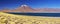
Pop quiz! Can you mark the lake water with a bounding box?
[8,13,60,17]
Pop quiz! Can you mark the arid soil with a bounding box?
[0,12,60,24]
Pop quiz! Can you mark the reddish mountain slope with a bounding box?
[1,5,36,12]
[11,5,36,12]
[1,5,60,13]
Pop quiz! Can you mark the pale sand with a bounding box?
[0,12,60,24]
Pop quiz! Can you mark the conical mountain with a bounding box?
[13,4,35,12]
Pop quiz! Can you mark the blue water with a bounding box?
[8,13,60,17]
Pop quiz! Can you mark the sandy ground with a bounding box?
[0,12,60,24]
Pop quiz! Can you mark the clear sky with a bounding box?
[0,0,60,10]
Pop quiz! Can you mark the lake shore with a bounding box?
[0,12,60,24]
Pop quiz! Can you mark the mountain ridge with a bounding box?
[1,5,60,13]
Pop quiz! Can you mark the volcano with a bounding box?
[11,5,36,12]
[1,5,36,13]
[1,5,60,13]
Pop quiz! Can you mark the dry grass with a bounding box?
[0,12,60,24]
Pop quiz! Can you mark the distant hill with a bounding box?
[1,5,60,13]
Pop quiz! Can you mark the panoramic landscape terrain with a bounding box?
[0,5,60,24]
[0,0,60,24]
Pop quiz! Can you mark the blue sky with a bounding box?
[0,0,60,10]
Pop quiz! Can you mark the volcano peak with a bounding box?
[21,4,28,7]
